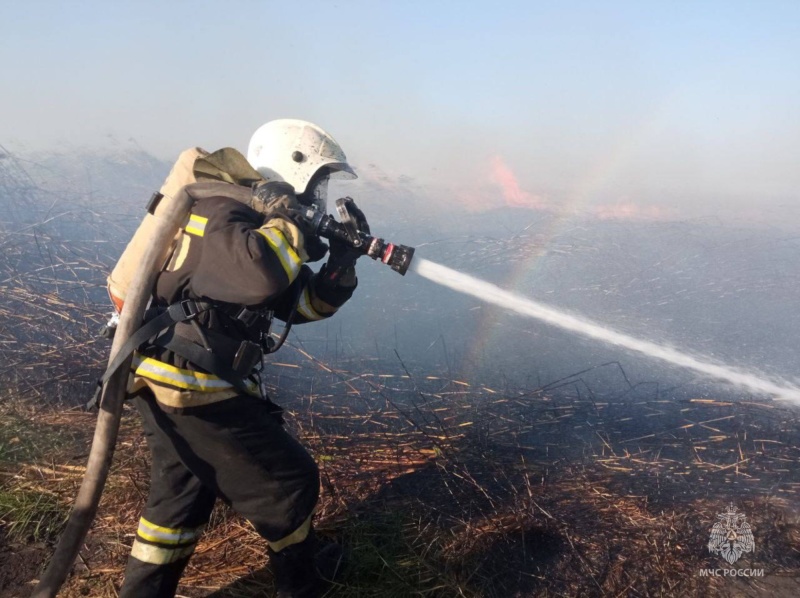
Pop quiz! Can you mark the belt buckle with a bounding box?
[179,299,201,319]
[233,341,263,374]
[234,307,273,328]
[234,306,259,327]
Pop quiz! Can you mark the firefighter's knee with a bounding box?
[286,446,320,523]
[248,458,319,547]
[286,458,320,539]
[300,459,321,522]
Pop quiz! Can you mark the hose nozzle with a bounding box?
[366,238,415,275]
[309,197,415,276]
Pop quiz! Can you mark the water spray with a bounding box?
[307,204,800,403]
[411,257,800,404]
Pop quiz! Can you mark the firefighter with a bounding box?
[119,120,361,598]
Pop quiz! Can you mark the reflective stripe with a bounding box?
[296,287,325,321]
[137,517,203,546]
[185,214,208,237]
[256,227,302,282]
[268,512,313,553]
[131,539,196,565]
[133,355,258,393]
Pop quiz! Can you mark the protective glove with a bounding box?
[323,200,370,286]
[252,181,328,262]
[252,181,312,233]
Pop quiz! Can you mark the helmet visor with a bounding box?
[307,175,329,213]
[326,162,357,181]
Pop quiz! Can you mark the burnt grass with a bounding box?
[3,355,800,597]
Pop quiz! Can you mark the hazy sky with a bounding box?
[2,1,799,220]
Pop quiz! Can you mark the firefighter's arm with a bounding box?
[189,198,311,305]
[279,209,365,323]
[269,186,365,323]
[273,264,357,324]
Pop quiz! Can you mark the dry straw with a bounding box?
[1,148,799,597]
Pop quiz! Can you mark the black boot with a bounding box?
[119,555,191,598]
[315,539,346,584]
[269,535,320,598]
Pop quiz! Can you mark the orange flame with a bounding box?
[489,155,548,210]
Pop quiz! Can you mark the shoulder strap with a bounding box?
[87,299,214,409]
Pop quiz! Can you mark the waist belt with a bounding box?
[164,321,264,375]
[88,299,263,409]
[152,329,263,392]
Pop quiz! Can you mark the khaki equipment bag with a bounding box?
[107,147,264,311]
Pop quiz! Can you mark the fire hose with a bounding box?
[32,185,194,598]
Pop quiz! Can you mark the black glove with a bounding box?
[252,182,313,234]
[341,199,371,237]
[252,181,328,262]
[323,200,370,285]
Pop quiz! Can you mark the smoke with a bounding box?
[592,201,671,221]
[487,156,668,222]
[353,156,676,224]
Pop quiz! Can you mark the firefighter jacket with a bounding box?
[130,191,356,410]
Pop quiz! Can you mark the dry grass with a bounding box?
[2,148,800,597]
[3,351,800,597]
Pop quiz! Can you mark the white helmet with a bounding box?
[246,119,357,197]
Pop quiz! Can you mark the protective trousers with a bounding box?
[119,392,320,597]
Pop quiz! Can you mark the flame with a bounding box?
[489,155,548,210]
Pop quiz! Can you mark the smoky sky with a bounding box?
[2,1,799,223]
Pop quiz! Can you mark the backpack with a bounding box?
[107,147,264,311]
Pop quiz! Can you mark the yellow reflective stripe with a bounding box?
[296,287,325,321]
[132,355,258,393]
[185,214,208,237]
[131,539,196,565]
[133,356,233,391]
[138,517,202,546]
[256,228,302,282]
[268,512,313,553]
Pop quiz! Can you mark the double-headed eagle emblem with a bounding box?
[708,503,755,564]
